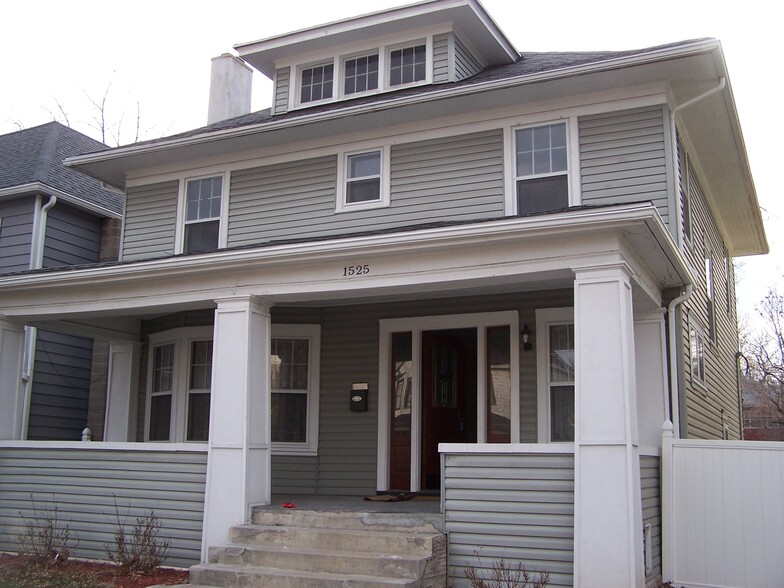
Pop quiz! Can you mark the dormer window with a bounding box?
[389,43,426,86]
[344,54,379,95]
[300,62,334,103]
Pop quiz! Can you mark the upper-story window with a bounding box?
[336,146,390,212]
[300,62,334,104]
[183,175,223,253]
[389,43,426,86]
[344,54,379,95]
[514,122,569,215]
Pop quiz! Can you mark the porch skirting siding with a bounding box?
[641,454,662,584]
[0,443,207,567]
[441,446,575,587]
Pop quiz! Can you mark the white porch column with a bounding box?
[634,311,668,449]
[0,318,26,439]
[103,341,141,442]
[201,295,271,562]
[573,265,644,587]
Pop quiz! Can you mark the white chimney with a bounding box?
[207,54,252,125]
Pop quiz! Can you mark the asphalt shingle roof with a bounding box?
[0,122,123,215]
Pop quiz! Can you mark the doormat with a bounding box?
[364,492,416,502]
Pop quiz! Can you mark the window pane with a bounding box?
[549,324,575,382]
[190,340,213,390]
[392,333,413,435]
[348,152,380,178]
[551,385,575,442]
[185,177,222,222]
[153,344,174,393]
[187,392,210,441]
[301,64,333,103]
[390,44,426,86]
[271,338,309,391]
[347,178,381,203]
[271,392,307,442]
[517,176,569,215]
[149,394,171,441]
[487,326,511,442]
[184,220,220,253]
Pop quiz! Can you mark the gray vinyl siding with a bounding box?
[640,455,662,583]
[122,180,179,261]
[228,130,504,248]
[273,67,290,114]
[453,35,483,81]
[271,455,318,495]
[0,446,207,567]
[677,140,741,440]
[433,33,450,83]
[579,106,670,226]
[443,451,575,587]
[0,197,34,273]
[27,330,93,441]
[41,204,101,268]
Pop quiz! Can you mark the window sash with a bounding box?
[300,63,334,103]
[270,337,311,445]
[344,54,379,95]
[344,150,382,205]
[389,44,426,86]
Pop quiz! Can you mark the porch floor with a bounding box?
[260,494,442,515]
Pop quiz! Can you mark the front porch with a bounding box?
[0,204,689,586]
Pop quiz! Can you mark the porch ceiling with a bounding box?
[0,203,690,324]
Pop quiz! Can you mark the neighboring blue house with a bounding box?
[0,122,122,440]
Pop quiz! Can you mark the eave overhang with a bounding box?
[0,203,691,320]
[65,38,767,257]
[233,0,518,77]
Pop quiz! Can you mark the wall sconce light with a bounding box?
[521,324,533,352]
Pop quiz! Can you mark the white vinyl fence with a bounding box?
[662,434,784,588]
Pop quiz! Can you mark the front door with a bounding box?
[420,329,475,491]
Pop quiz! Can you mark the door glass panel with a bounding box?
[392,333,412,434]
[433,345,457,408]
[487,326,511,442]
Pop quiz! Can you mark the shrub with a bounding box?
[105,500,170,576]
[17,494,75,564]
[465,557,550,588]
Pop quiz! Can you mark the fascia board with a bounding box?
[0,182,121,219]
[0,203,686,290]
[64,39,721,174]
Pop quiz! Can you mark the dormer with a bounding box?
[234,0,518,114]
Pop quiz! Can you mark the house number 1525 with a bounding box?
[343,265,370,276]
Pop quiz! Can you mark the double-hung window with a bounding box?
[690,319,706,388]
[146,327,213,443]
[344,54,379,95]
[389,43,426,86]
[183,175,223,253]
[270,325,321,455]
[514,122,569,215]
[337,147,389,211]
[300,62,334,104]
[705,244,716,342]
[537,308,575,442]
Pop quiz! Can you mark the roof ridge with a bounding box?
[34,121,60,185]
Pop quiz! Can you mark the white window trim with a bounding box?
[377,310,520,492]
[689,316,707,390]
[536,307,575,443]
[295,58,339,108]
[339,50,382,100]
[683,153,694,249]
[336,146,391,212]
[145,326,214,443]
[174,172,229,254]
[503,117,580,216]
[385,37,433,90]
[270,324,321,456]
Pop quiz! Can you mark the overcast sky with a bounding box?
[1,0,779,323]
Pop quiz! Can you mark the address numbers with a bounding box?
[343,265,370,277]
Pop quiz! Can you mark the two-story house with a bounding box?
[0,1,767,586]
[0,122,122,441]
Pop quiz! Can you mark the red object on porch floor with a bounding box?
[281,502,297,508]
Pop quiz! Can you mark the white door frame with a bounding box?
[377,310,519,491]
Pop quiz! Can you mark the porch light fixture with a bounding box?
[521,324,533,351]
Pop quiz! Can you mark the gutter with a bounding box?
[666,285,693,438]
[64,39,721,169]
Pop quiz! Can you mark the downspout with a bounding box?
[666,285,693,438]
[21,195,57,438]
[668,77,726,249]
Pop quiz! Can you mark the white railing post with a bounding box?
[660,420,674,584]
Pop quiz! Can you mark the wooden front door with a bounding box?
[421,331,467,490]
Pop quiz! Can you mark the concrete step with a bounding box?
[252,508,443,533]
[208,542,433,578]
[228,524,439,556]
[190,563,420,587]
